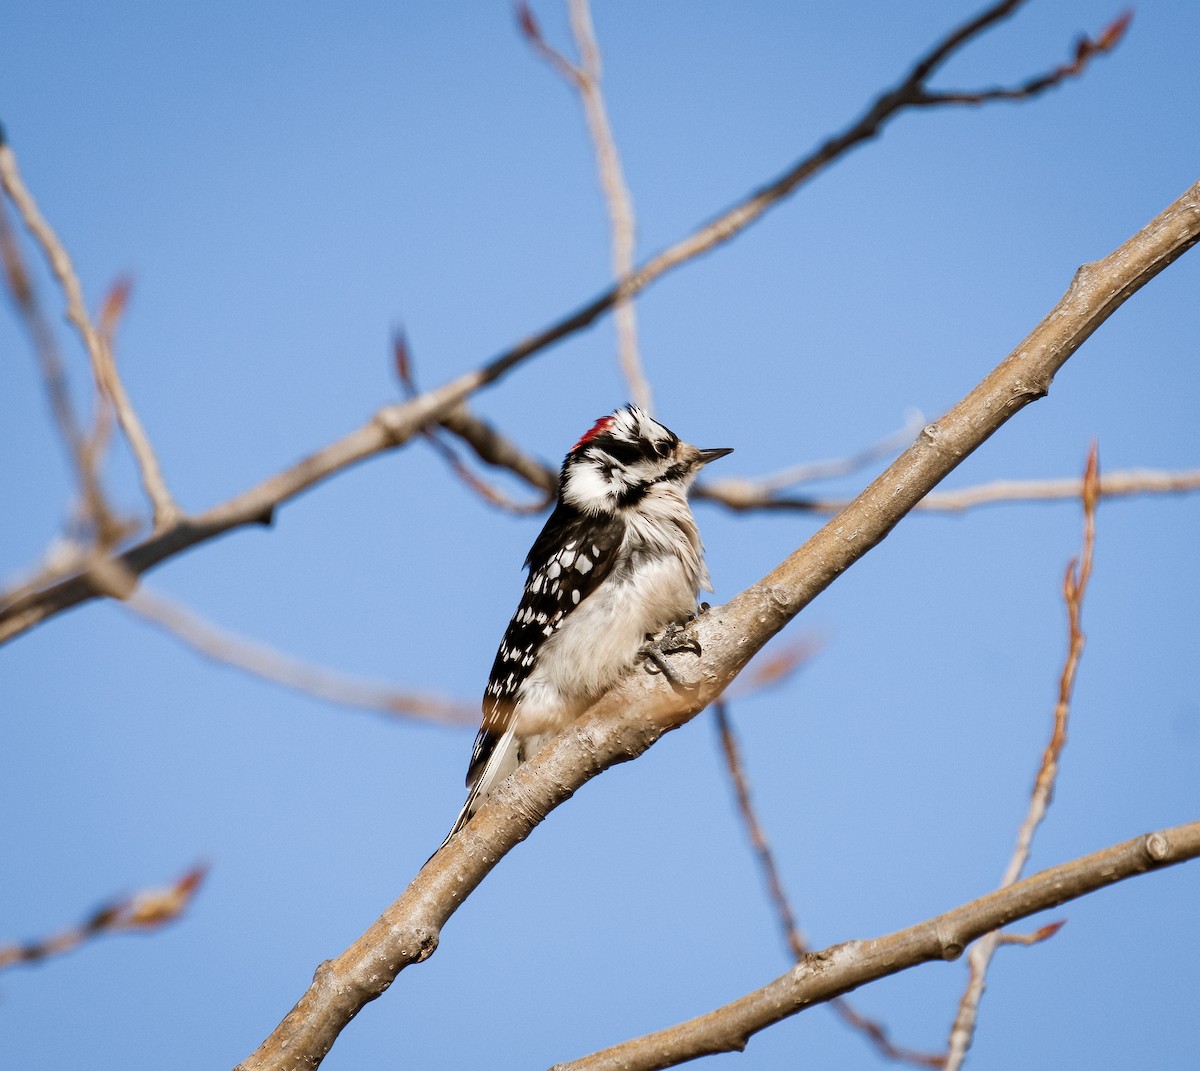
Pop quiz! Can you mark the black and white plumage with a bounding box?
[440,405,731,849]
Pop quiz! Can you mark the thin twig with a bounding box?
[0,863,207,971]
[86,276,132,477]
[913,11,1133,106]
[714,702,808,958]
[715,701,946,1068]
[439,404,560,497]
[395,332,552,514]
[994,920,1066,947]
[567,0,650,410]
[944,445,1100,1070]
[0,189,123,543]
[754,410,926,489]
[0,2,1132,645]
[84,557,476,727]
[701,467,1200,513]
[0,137,180,529]
[592,1,1125,328]
[519,1,651,410]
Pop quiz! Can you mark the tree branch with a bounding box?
[0,181,124,545]
[944,446,1099,1068]
[714,702,947,1068]
[0,863,207,972]
[233,176,1200,1071]
[706,466,1200,513]
[519,1,651,408]
[111,580,476,726]
[0,0,1126,645]
[0,138,180,529]
[556,823,1199,1071]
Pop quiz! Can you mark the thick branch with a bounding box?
[235,178,1200,1071]
[558,823,1200,1071]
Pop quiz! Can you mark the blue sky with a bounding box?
[1,2,1197,1068]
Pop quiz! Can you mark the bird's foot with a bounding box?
[641,616,703,681]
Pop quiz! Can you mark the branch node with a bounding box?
[311,957,337,988]
[920,421,945,447]
[410,927,440,964]
[373,405,409,446]
[935,923,965,960]
[1010,375,1051,402]
[1145,832,1170,863]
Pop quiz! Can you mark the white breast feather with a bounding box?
[512,484,708,737]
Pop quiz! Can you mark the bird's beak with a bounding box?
[697,447,733,465]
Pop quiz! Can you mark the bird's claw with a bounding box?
[640,620,702,680]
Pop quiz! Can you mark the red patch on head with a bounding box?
[572,415,615,452]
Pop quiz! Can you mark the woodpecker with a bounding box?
[440,404,731,849]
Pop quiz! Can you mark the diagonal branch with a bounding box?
[944,446,1100,1069]
[556,823,1199,1071]
[233,174,1200,1071]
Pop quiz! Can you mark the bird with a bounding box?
[439,404,731,850]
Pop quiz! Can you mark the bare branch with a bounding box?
[567,0,650,410]
[0,187,123,544]
[0,863,207,972]
[439,404,560,497]
[0,4,1133,644]
[913,10,1133,106]
[395,332,552,514]
[584,0,1122,325]
[108,578,477,727]
[0,358,508,643]
[0,138,180,529]
[714,702,808,958]
[994,920,1066,947]
[233,174,1200,1071]
[519,2,650,408]
[556,825,1197,1071]
[749,410,927,489]
[715,701,946,1068]
[516,3,586,84]
[944,446,1100,1069]
[731,466,1200,514]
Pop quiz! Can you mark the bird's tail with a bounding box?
[433,724,525,856]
